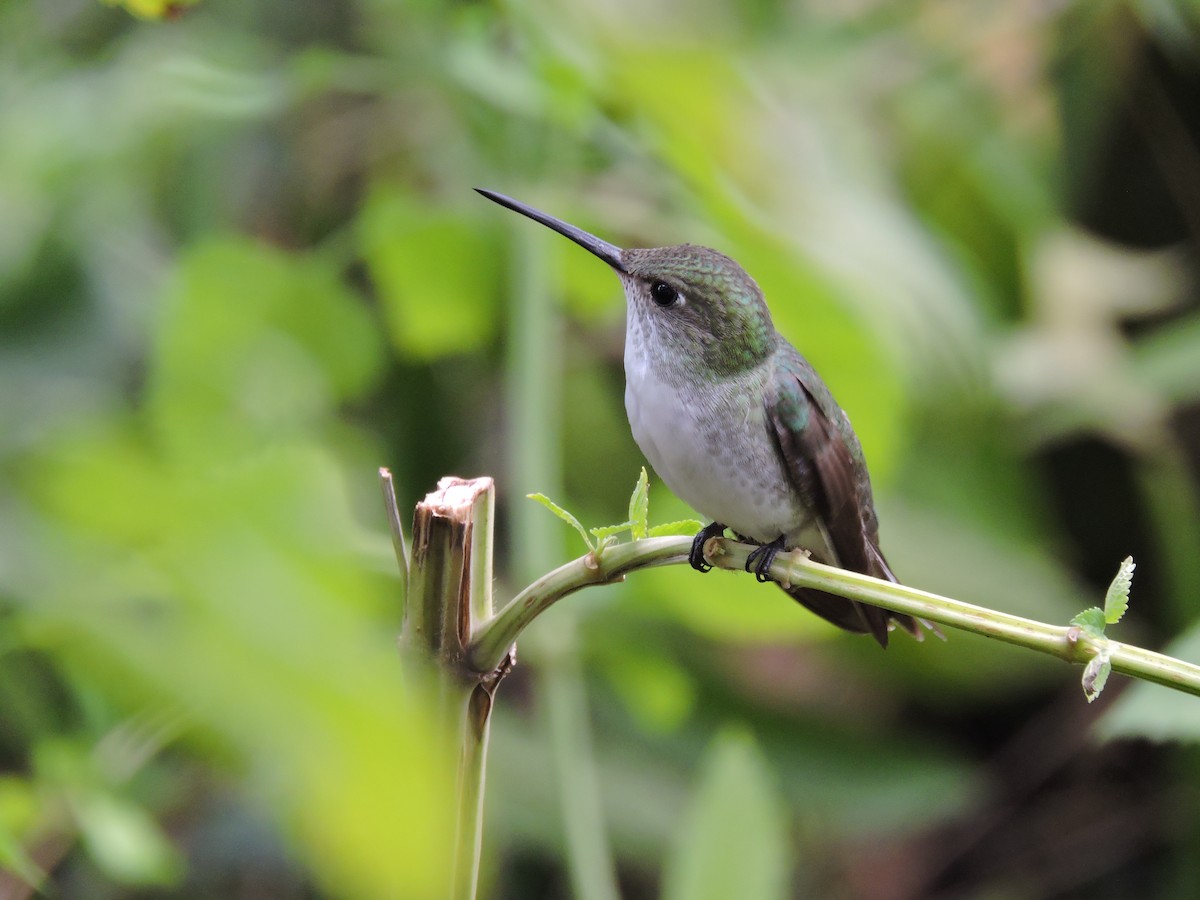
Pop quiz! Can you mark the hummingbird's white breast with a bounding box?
[624,349,808,545]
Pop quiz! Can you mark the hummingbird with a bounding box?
[478,189,924,647]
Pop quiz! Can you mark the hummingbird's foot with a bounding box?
[689,522,727,573]
[745,535,787,583]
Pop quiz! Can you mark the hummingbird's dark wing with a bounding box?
[765,350,923,648]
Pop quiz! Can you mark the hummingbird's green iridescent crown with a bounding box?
[622,244,776,374]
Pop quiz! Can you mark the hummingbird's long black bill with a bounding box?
[475,188,626,272]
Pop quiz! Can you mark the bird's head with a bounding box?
[476,189,776,376]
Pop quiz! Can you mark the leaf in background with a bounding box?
[22,437,458,898]
[528,493,594,552]
[359,187,498,360]
[1098,622,1200,743]
[101,0,203,18]
[1105,556,1135,624]
[648,519,705,537]
[1134,312,1200,405]
[150,237,384,462]
[445,25,550,118]
[559,243,626,323]
[661,728,789,900]
[629,467,650,539]
[600,649,696,734]
[74,791,183,887]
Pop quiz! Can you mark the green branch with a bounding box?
[469,536,1200,700]
[468,537,687,673]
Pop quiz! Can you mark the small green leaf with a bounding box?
[527,493,594,552]
[590,521,636,540]
[648,519,706,537]
[1082,650,1112,703]
[1070,607,1106,636]
[1105,556,1135,625]
[359,189,498,360]
[628,467,650,540]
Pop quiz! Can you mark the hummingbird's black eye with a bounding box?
[650,281,678,307]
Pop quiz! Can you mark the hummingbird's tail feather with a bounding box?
[779,583,894,647]
[780,543,929,649]
[866,543,939,642]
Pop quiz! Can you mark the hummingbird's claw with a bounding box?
[745,535,787,583]
[689,522,726,573]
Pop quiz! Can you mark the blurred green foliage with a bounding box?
[660,728,788,900]
[3,0,1200,897]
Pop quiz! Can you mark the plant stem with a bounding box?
[399,476,506,900]
[470,537,686,673]
[378,467,410,606]
[469,536,1200,698]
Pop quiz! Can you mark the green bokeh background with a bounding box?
[4,1,1200,897]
